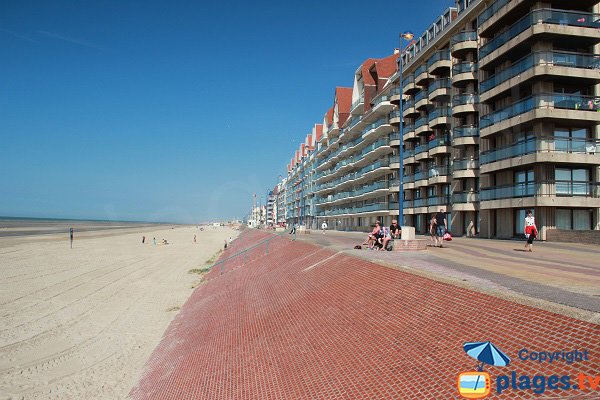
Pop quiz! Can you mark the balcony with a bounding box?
[479,93,600,135]
[350,95,365,115]
[414,115,431,135]
[402,98,417,118]
[452,158,479,179]
[427,49,451,75]
[371,95,395,116]
[428,106,452,128]
[477,0,510,28]
[452,191,480,211]
[453,126,479,146]
[480,51,600,101]
[414,90,430,110]
[402,74,417,95]
[317,201,400,217]
[362,118,391,141]
[414,143,430,161]
[428,135,451,156]
[403,148,416,165]
[415,64,430,85]
[480,181,600,209]
[452,62,477,88]
[402,124,416,141]
[427,196,451,211]
[389,110,401,125]
[390,86,402,104]
[452,93,478,116]
[450,31,477,58]
[429,165,450,184]
[479,9,600,66]
[480,137,600,172]
[428,78,451,101]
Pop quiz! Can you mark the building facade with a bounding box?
[278,0,600,239]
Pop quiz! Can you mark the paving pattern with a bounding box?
[130,230,600,399]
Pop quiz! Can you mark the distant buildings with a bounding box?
[274,0,600,239]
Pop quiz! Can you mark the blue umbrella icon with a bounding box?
[463,341,511,392]
[464,341,511,370]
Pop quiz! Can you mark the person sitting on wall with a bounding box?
[389,220,401,239]
[366,221,382,249]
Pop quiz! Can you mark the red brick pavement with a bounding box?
[130,230,600,399]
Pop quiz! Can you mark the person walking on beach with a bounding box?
[224,239,228,250]
[524,209,538,252]
[153,237,156,246]
[69,227,74,249]
[193,234,196,244]
[321,221,328,234]
[434,209,447,248]
[142,235,146,244]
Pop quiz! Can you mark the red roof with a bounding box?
[336,87,352,126]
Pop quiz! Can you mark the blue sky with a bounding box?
[1,0,453,223]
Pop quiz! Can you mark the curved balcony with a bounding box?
[414,170,428,187]
[371,95,395,116]
[403,148,416,165]
[427,50,451,75]
[452,192,480,211]
[428,78,451,101]
[402,74,417,95]
[389,86,402,104]
[362,118,392,141]
[388,110,401,125]
[414,142,430,161]
[450,31,477,58]
[350,95,365,115]
[428,166,450,185]
[414,90,430,110]
[452,158,479,179]
[414,64,430,85]
[453,126,479,146]
[428,106,452,128]
[452,62,478,88]
[452,93,478,116]
[414,115,431,135]
[428,136,451,156]
[402,124,416,141]
[402,98,417,118]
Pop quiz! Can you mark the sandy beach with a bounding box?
[0,224,237,399]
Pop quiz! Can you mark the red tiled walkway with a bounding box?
[130,230,600,399]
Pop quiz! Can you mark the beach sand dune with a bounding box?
[0,225,236,399]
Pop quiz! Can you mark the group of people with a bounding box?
[365,220,401,250]
[428,208,448,248]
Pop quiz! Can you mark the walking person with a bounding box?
[429,214,437,247]
[193,234,196,244]
[153,237,156,246]
[524,209,538,252]
[321,221,328,234]
[142,235,145,244]
[69,227,74,249]
[434,208,447,248]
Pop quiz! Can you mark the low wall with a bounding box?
[545,229,600,245]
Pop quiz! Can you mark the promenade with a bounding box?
[130,229,600,399]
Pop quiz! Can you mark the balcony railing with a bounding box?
[403,148,415,159]
[481,137,600,164]
[403,99,415,109]
[453,93,479,107]
[450,30,478,45]
[415,64,428,77]
[427,49,451,67]
[429,166,449,178]
[428,106,452,122]
[415,143,428,155]
[372,95,391,107]
[415,90,427,103]
[403,124,415,135]
[481,51,600,93]
[453,159,479,170]
[452,192,480,203]
[428,196,451,207]
[351,95,365,110]
[452,62,478,75]
[429,78,452,93]
[403,74,415,90]
[454,126,479,138]
[414,170,428,181]
[480,93,600,129]
[389,110,401,120]
[415,116,428,129]
[478,0,510,26]
[480,181,600,201]
[428,135,451,149]
[317,202,399,216]
[480,9,600,59]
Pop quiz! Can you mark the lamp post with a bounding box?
[398,31,414,226]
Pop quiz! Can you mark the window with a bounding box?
[556,209,593,230]
[515,169,535,196]
[556,168,590,196]
[554,127,588,152]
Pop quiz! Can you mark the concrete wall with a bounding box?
[546,229,600,245]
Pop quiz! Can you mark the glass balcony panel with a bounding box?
[452,62,478,75]
[451,30,478,45]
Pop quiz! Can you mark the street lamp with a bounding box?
[398,31,414,226]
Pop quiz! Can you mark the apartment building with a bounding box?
[279,0,600,239]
